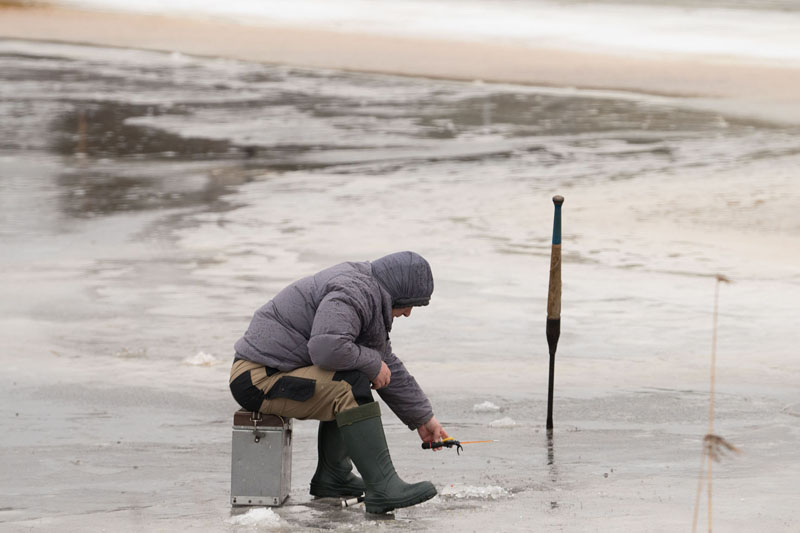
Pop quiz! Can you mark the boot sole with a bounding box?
[364,485,438,514]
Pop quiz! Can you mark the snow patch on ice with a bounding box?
[488,416,516,428]
[473,401,501,413]
[182,351,220,366]
[440,484,509,500]
[227,507,281,527]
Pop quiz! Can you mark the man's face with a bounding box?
[391,307,413,318]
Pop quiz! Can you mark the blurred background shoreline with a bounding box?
[3,1,800,125]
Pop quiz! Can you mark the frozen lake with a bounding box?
[1,39,799,531]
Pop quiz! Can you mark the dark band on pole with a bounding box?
[546,195,564,430]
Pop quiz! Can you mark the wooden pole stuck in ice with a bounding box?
[546,195,564,431]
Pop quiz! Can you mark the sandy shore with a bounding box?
[2,4,800,125]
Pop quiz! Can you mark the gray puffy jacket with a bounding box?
[234,251,434,428]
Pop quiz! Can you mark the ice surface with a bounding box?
[473,401,501,413]
[440,484,509,500]
[182,351,221,366]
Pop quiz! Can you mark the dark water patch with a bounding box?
[608,171,639,181]
[0,64,113,84]
[739,145,800,162]
[326,161,415,176]
[422,149,517,164]
[0,51,75,62]
[615,146,674,157]
[56,164,254,218]
[50,102,233,160]
[237,71,287,84]
[620,135,672,145]
[410,93,736,137]
[0,58,197,94]
[244,143,383,158]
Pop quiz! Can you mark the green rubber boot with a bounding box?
[309,420,365,498]
[336,402,437,514]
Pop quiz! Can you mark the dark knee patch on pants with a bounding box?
[265,376,316,402]
[332,370,374,405]
[230,371,265,412]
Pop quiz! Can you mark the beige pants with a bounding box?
[229,359,366,421]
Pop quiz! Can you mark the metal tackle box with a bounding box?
[230,410,292,506]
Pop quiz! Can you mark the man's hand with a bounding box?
[371,361,391,389]
[417,416,449,450]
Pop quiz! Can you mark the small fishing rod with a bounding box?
[421,437,496,455]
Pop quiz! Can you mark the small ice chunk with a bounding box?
[182,351,219,366]
[115,347,147,359]
[473,401,501,413]
[488,416,517,428]
[228,507,281,527]
[440,484,508,500]
[784,403,800,417]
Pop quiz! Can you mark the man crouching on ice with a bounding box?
[229,251,448,513]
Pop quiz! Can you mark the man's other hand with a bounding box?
[371,361,391,389]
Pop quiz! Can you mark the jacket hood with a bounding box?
[370,251,434,308]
